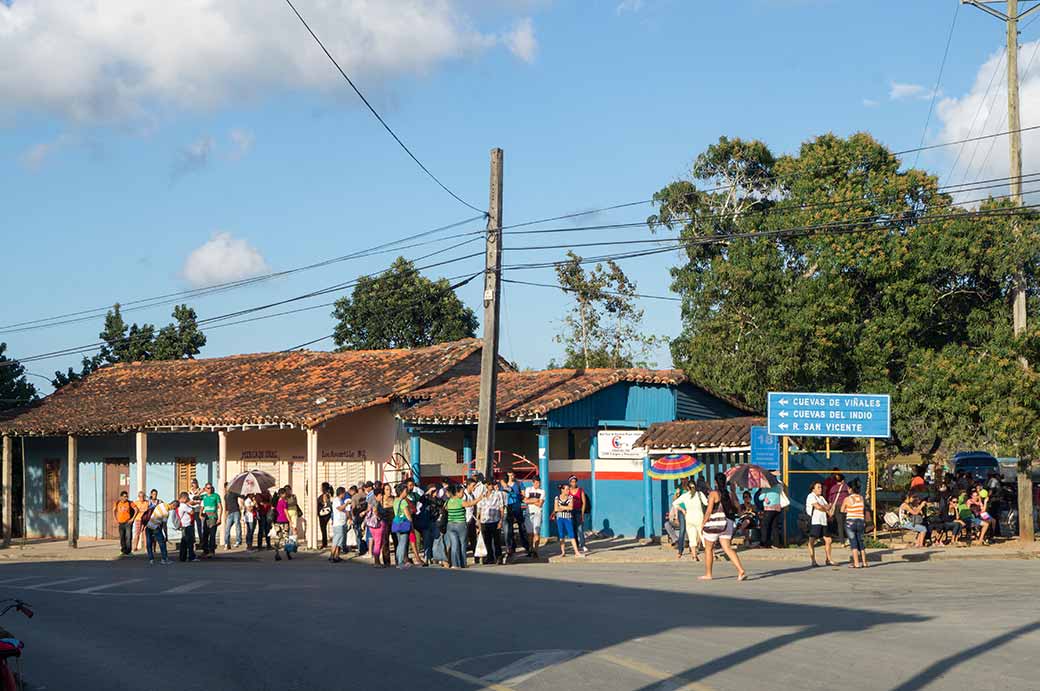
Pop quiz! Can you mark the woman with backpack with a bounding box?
[392,483,421,569]
[699,473,747,581]
[317,482,333,550]
[272,488,293,561]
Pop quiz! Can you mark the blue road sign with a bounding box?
[750,426,780,470]
[767,392,890,438]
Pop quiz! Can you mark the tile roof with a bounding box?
[0,339,484,436]
[399,368,688,424]
[635,416,766,451]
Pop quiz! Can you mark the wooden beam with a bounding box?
[67,435,78,548]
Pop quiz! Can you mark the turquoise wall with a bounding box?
[548,383,676,428]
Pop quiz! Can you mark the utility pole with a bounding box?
[475,148,503,478]
[963,0,1037,541]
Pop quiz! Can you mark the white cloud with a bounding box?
[0,1,537,125]
[171,135,214,179]
[182,232,270,288]
[228,129,254,160]
[617,0,644,13]
[504,18,537,63]
[20,133,71,170]
[890,82,933,101]
[862,98,879,108]
[934,41,1040,194]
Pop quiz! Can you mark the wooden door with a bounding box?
[175,458,197,496]
[103,459,130,539]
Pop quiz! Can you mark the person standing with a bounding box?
[273,488,292,561]
[806,481,834,566]
[284,485,300,539]
[329,486,349,563]
[352,483,371,556]
[317,482,333,550]
[223,482,242,551]
[242,494,257,551]
[146,498,171,565]
[841,479,868,568]
[568,476,590,553]
[131,491,150,553]
[366,485,389,567]
[523,477,546,559]
[674,480,706,561]
[826,473,850,547]
[477,479,505,565]
[444,484,471,569]
[699,473,747,581]
[175,492,198,562]
[200,483,222,557]
[187,479,204,548]
[554,483,584,558]
[113,491,136,556]
[758,481,783,549]
[464,477,481,554]
[503,472,531,557]
[255,491,272,550]
[392,483,417,569]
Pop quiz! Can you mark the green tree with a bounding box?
[331,257,478,350]
[0,343,38,411]
[52,303,207,388]
[553,251,656,369]
[653,132,1040,458]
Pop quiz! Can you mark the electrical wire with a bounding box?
[913,0,960,168]
[502,277,681,302]
[284,0,484,215]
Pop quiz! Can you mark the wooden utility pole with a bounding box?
[963,0,1037,541]
[475,148,503,478]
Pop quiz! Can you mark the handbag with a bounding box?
[702,511,728,535]
[827,483,846,517]
[365,508,381,529]
[779,488,791,509]
[391,517,412,534]
[474,531,488,558]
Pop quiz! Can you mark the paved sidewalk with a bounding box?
[2,533,1038,565]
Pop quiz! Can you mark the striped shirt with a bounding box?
[843,494,865,521]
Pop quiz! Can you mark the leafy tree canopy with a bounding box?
[331,256,478,351]
[553,251,657,369]
[0,343,38,412]
[653,133,1040,457]
[52,303,206,388]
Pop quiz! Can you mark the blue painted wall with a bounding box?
[548,383,676,428]
[24,437,70,539]
[676,383,750,420]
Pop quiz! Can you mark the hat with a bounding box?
[567,475,578,482]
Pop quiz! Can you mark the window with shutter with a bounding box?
[176,458,197,495]
[43,459,61,513]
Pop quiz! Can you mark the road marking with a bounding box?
[483,650,582,685]
[432,665,513,691]
[26,577,89,590]
[0,577,42,585]
[161,580,210,594]
[69,578,144,594]
[594,652,714,691]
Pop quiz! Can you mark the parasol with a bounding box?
[647,454,706,480]
[227,469,278,495]
[724,463,779,489]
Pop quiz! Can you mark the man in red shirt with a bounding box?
[568,475,589,553]
[112,491,136,556]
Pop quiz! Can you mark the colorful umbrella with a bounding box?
[724,463,779,489]
[647,454,705,480]
[227,469,278,495]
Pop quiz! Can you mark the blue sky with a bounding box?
[2,0,1037,389]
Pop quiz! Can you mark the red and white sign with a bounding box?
[597,430,645,459]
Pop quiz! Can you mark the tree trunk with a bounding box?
[579,300,590,369]
[1018,461,1034,542]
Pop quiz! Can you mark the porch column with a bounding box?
[408,429,421,483]
[538,426,550,538]
[643,454,654,540]
[462,433,474,475]
[135,431,147,496]
[306,429,319,550]
[2,435,11,547]
[68,435,79,548]
[589,430,599,535]
[217,431,228,491]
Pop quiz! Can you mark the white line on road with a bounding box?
[26,577,89,590]
[162,580,210,594]
[0,577,44,585]
[483,650,582,685]
[70,579,144,594]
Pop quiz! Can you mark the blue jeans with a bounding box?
[446,522,467,568]
[354,520,368,555]
[845,519,866,552]
[504,505,530,553]
[572,514,586,549]
[395,529,410,565]
[146,526,167,561]
[676,521,688,555]
[224,511,242,547]
[422,523,445,562]
[245,519,255,547]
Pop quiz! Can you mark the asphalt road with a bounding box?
[1,553,1036,691]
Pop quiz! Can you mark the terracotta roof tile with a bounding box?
[1,339,483,436]
[399,368,688,423]
[635,416,766,450]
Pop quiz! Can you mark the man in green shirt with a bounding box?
[200,483,222,557]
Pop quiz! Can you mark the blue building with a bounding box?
[398,368,753,539]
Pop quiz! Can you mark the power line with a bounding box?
[502,277,681,302]
[913,0,960,168]
[944,47,1006,185]
[0,214,486,335]
[284,0,484,215]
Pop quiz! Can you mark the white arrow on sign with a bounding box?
[778,423,789,430]
[778,398,789,405]
[778,410,789,418]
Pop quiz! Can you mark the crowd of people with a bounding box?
[892,468,1007,547]
[110,473,595,569]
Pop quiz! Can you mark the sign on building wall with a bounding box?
[767,392,891,438]
[597,430,646,459]
[749,425,780,470]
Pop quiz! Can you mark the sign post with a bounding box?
[767,392,890,438]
